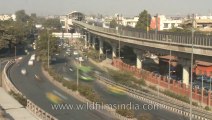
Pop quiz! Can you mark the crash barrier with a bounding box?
[95,73,212,120]
[2,61,58,120]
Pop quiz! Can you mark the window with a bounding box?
[164,23,168,28]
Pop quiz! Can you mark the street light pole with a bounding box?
[47,29,50,68]
[168,38,172,89]
[210,76,212,108]
[77,64,79,92]
[190,14,195,120]
[201,75,204,106]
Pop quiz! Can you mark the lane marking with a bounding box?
[53,90,67,100]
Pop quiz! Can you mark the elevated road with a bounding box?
[73,21,212,62]
[8,54,113,120]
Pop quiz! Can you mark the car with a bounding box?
[73,51,78,55]
[69,67,73,72]
[28,60,34,66]
[21,69,27,75]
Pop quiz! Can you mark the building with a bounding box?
[0,14,16,21]
[182,15,212,32]
[121,17,139,28]
[150,15,182,31]
[60,11,85,32]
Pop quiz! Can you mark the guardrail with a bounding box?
[2,61,58,120]
[95,73,212,120]
[73,21,212,47]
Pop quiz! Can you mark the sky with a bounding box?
[0,0,212,17]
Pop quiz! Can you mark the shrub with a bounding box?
[9,91,27,107]
[163,90,190,103]
[138,112,153,120]
[149,85,157,91]
[192,102,198,106]
[116,107,135,118]
[205,106,211,111]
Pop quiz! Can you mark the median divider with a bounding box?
[2,61,58,120]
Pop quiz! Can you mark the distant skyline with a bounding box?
[1,0,212,17]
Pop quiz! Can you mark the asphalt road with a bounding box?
[51,47,190,120]
[8,54,114,120]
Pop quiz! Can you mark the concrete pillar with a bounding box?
[136,55,142,69]
[84,33,87,48]
[92,36,96,49]
[99,39,103,54]
[134,49,144,69]
[112,44,117,58]
[181,60,190,86]
[88,33,91,47]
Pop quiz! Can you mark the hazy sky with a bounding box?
[1,0,212,17]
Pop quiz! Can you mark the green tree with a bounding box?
[36,29,59,61]
[43,18,62,31]
[135,10,151,31]
[110,19,117,28]
[15,10,30,23]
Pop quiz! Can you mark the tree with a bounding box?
[15,10,30,23]
[36,29,59,61]
[135,10,151,31]
[43,18,62,31]
[110,19,117,28]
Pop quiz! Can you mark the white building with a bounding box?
[121,17,139,28]
[60,11,85,32]
[150,15,182,31]
[0,14,16,21]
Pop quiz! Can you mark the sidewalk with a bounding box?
[0,88,37,120]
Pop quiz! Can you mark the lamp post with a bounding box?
[209,76,212,108]
[46,29,50,68]
[168,38,172,89]
[190,14,195,120]
[201,75,204,106]
[106,49,110,59]
[155,14,158,40]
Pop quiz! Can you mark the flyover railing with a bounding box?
[95,73,212,120]
[73,21,212,47]
[2,61,58,120]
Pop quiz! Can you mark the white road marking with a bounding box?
[53,90,67,100]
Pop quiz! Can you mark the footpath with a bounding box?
[0,87,37,120]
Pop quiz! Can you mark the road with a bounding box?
[8,54,114,120]
[51,47,190,120]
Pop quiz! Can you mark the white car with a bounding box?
[73,51,78,55]
[21,69,27,75]
[28,60,34,66]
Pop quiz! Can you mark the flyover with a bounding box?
[72,20,212,85]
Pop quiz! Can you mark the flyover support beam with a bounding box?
[181,60,190,86]
[134,49,144,69]
[99,39,103,55]
[92,36,96,49]
[88,33,91,47]
[112,44,117,58]
[136,55,143,69]
[84,34,87,48]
